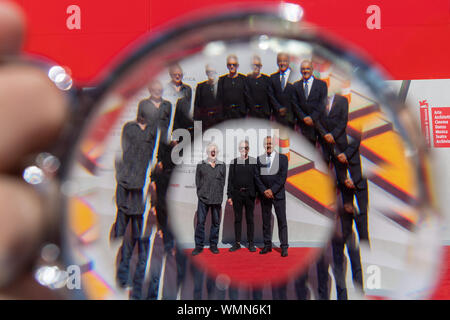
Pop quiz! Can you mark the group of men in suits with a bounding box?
[112,53,370,299]
[193,53,370,299]
[193,136,290,257]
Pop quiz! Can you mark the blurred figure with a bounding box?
[331,133,370,299]
[227,140,257,252]
[217,54,251,119]
[138,80,172,143]
[316,93,349,193]
[268,52,297,128]
[336,134,369,246]
[246,55,272,119]
[168,64,194,134]
[293,60,328,145]
[192,143,226,255]
[255,136,289,257]
[113,109,155,288]
[193,64,221,130]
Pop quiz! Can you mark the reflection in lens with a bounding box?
[60,5,440,300]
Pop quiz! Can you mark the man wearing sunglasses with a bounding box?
[227,140,258,252]
[217,54,251,120]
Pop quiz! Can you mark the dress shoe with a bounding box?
[259,247,272,254]
[281,248,288,257]
[209,246,219,254]
[229,243,241,252]
[248,243,256,252]
[191,247,203,256]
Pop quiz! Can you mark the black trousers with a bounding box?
[341,187,369,243]
[320,140,347,186]
[116,214,144,286]
[232,191,255,244]
[331,230,364,300]
[260,196,288,249]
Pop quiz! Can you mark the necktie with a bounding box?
[281,73,286,91]
[326,97,332,115]
[304,80,309,99]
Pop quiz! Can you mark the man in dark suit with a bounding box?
[316,93,349,187]
[165,64,193,135]
[193,64,221,131]
[268,52,297,128]
[255,136,289,257]
[293,60,328,145]
[330,133,369,299]
[336,133,369,245]
[227,140,258,252]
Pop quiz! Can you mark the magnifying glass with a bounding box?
[22,3,441,300]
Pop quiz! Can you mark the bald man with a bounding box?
[268,53,297,128]
[293,60,328,145]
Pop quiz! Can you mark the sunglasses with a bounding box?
[227,63,238,67]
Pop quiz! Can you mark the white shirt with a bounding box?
[280,68,291,89]
[266,150,277,170]
[326,94,335,115]
[302,75,314,97]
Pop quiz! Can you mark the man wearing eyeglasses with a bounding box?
[246,55,272,119]
[227,140,258,252]
[217,54,251,120]
[193,64,221,131]
[192,143,226,256]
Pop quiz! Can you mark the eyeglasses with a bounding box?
[227,63,238,67]
[239,146,249,150]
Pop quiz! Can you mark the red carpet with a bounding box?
[186,246,450,298]
[430,246,450,299]
[187,247,320,288]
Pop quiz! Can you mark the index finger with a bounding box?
[0,1,25,55]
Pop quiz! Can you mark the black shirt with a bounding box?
[116,121,155,189]
[195,160,226,205]
[246,74,272,119]
[227,156,257,199]
[217,73,250,119]
[171,83,194,132]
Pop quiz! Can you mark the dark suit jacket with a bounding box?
[341,135,367,191]
[268,71,297,126]
[293,77,328,122]
[193,81,220,120]
[255,152,289,200]
[316,94,349,151]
